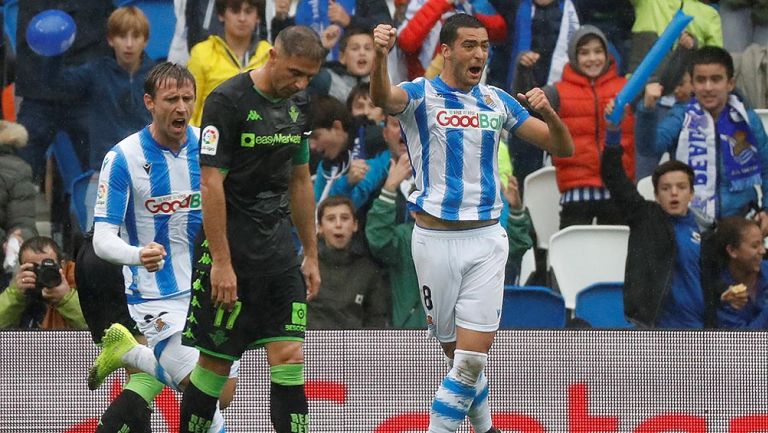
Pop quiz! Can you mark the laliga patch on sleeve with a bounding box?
[201,126,219,155]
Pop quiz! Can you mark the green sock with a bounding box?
[270,364,304,386]
[190,365,228,398]
[123,372,164,405]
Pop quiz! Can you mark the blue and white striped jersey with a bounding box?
[397,76,530,221]
[94,126,202,304]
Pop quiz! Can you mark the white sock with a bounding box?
[429,350,487,433]
[122,345,175,387]
[209,405,225,433]
[467,371,492,433]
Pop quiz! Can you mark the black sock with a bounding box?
[179,381,219,433]
[95,390,152,433]
[270,382,309,433]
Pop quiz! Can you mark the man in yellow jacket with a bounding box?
[188,0,272,126]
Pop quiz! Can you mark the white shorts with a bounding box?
[129,296,239,387]
[411,223,508,342]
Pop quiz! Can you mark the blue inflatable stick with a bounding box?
[606,9,693,124]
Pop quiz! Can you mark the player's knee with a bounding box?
[219,378,238,409]
[266,342,304,366]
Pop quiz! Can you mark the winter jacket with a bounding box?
[0,122,36,244]
[309,242,389,329]
[601,145,716,327]
[44,54,155,170]
[548,62,635,191]
[188,35,272,126]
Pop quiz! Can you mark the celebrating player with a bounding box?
[370,14,574,433]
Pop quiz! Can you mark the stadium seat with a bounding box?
[523,166,560,250]
[636,176,654,201]
[548,225,629,309]
[70,169,95,233]
[574,282,633,328]
[517,247,535,285]
[499,285,566,329]
[50,131,83,196]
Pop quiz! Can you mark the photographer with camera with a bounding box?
[0,236,86,329]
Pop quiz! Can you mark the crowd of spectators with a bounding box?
[1,0,768,331]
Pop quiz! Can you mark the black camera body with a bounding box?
[32,258,62,290]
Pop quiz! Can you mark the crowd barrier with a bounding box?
[2,330,768,433]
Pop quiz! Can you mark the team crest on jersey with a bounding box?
[483,94,495,107]
[201,126,219,155]
[435,109,503,131]
[145,191,202,214]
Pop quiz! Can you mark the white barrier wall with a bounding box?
[2,330,768,433]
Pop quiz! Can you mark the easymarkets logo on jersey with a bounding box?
[435,109,503,131]
[241,133,302,147]
[145,192,201,214]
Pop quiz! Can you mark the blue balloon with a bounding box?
[26,9,77,57]
[606,10,693,124]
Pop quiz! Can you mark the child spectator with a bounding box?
[709,216,768,329]
[636,46,768,229]
[543,25,634,228]
[602,121,715,328]
[310,95,389,209]
[188,0,272,126]
[309,27,375,103]
[347,82,386,125]
[41,6,155,174]
[309,196,389,329]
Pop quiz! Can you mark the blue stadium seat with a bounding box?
[574,282,633,328]
[116,0,175,60]
[70,169,95,233]
[500,286,566,329]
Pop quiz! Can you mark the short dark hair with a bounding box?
[309,95,353,133]
[275,26,325,63]
[144,62,196,98]
[715,216,760,262]
[690,45,734,79]
[339,27,372,53]
[317,196,356,223]
[439,13,485,46]
[215,0,263,19]
[19,236,63,265]
[346,82,372,112]
[652,160,695,194]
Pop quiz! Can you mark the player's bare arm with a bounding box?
[200,165,238,311]
[289,163,321,301]
[514,87,574,157]
[370,24,408,115]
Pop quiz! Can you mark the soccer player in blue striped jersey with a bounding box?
[88,63,237,433]
[371,14,574,433]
